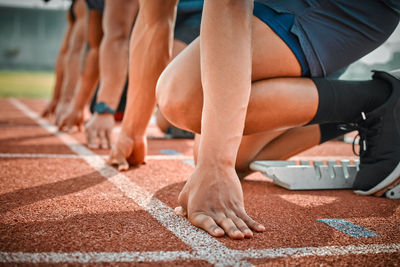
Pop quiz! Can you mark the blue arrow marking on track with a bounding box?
[160,149,182,155]
[317,219,378,238]
[183,160,195,167]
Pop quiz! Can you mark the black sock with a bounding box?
[308,77,392,125]
[319,123,353,144]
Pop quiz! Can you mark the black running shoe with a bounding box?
[352,70,400,196]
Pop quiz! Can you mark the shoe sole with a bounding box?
[354,161,400,196]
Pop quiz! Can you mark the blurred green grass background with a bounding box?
[0,71,54,98]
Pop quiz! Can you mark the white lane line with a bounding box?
[241,243,400,259]
[8,99,400,265]
[2,243,400,264]
[9,99,250,266]
[1,153,355,162]
[0,153,81,159]
[0,153,192,161]
[0,251,193,263]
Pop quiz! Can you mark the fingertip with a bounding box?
[174,206,187,217]
[244,229,253,238]
[100,143,108,149]
[257,224,266,232]
[230,230,245,240]
[212,228,225,237]
[118,162,129,171]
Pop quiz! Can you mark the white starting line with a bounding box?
[2,98,400,266]
[0,153,193,160]
[2,243,400,264]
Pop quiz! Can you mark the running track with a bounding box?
[0,98,399,266]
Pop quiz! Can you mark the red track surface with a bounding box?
[0,98,399,266]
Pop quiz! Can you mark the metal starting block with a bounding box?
[250,160,359,190]
[250,160,400,199]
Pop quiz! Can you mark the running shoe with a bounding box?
[353,70,400,196]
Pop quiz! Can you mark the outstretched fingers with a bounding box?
[189,211,260,239]
[237,209,266,233]
[226,211,254,238]
[190,212,225,237]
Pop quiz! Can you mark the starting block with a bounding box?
[250,160,400,199]
[250,160,358,190]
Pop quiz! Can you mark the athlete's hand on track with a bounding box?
[108,131,146,171]
[176,166,265,239]
[84,113,115,149]
[54,100,70,126]
[42,98,58,118]
[58,107,84,132]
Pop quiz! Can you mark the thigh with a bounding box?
[158,15,302,117]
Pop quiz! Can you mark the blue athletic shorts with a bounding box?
[85,0,104,14]
[253,2,310,76]
[174,0,203,44]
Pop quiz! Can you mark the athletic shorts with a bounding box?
[85,0,104,14]
[255,0,400,77]
[69,1,76,22]
[174,0,203,44]
[253,2,310,76]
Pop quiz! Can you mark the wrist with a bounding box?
[197,153,236,169]
[94,101,115,115]
[197,139,238,168]
[119,126,144,141]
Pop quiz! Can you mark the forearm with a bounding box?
[60,17,86,103]
[52,51,66,102]
[122,0,178,137]
[73,47,100,109]
[197,0,253,167]
[52,18,74,102]
[96,34,130,110]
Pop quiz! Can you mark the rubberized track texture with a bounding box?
[0,98,399,266]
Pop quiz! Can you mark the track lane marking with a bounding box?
[9,99,251,266]
[317,219,379,238]
[0,153,192,160]
[6,99,400,265]
[241,243,400,259]
[183,159,195,167]
[0,251,193,263]
[2,243,400,264]
[160,149,182,155]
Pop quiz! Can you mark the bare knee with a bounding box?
[156,68,186,129]
[156,66,201,133]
